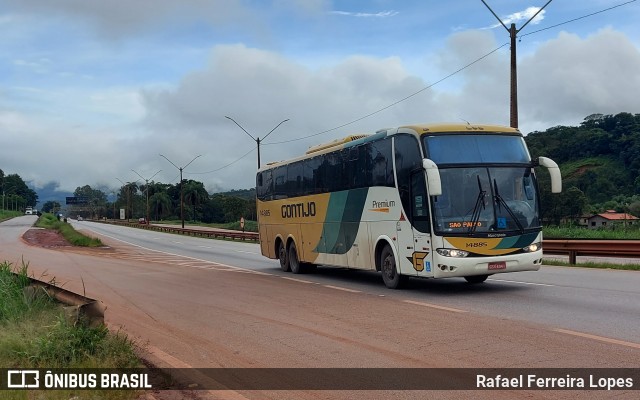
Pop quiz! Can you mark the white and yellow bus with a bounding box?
[256,123,561,288]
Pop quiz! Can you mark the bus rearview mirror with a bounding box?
[422,159,442,196]
[538,156,562,193]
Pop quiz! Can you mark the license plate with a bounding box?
[488,261,506,270]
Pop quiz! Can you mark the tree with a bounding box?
[74,185,108,218]
[117,182,139,220]
[2,174,37,210]
[149,192,172,221]
[182,180,209,222]
[42,201,61,213]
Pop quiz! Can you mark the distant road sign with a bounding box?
[66,196,88,205]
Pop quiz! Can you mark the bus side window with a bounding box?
[370,138,394,187]
[395,134,429,232]
[257,170,273,201]
[273,166,287,200]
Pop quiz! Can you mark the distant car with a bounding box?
[25,207,33,215]
[138,217,147,224]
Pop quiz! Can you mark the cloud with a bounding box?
[519,28,640,130]
[141,28,640,191]
[330,10,399,18]
[1,0,255,39]
[484,6,546,29]
[2,21,639,194]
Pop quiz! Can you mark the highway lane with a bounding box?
[71,219,640,344]
[2,216,639,399]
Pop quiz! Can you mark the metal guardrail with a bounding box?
[543,239,640,264]
[21,275,105,327]
[98,220,259,242]
[93,221,640,264]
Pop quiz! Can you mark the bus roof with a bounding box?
[397,123,520,135]
[258,122,520,172]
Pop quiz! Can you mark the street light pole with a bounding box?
[225,116,289,168]
[132,169,161,224]
[160,154,202,229]
[481,0,553,128]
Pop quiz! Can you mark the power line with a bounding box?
[189,146,257,175]
[521,0,637,38]
[266,42,509,146]
[187,0,637,175]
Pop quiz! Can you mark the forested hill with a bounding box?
[525,112,640,213]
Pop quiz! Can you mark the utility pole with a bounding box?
[160,154,202,229]
[481,0,553,128]
[225,116,289,168]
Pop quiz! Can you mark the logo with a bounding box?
[281,202,316,218]
[8,370,40,388]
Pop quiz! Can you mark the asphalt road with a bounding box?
[72,219,640,344]
[1,216,638,399]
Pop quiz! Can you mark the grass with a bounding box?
[0,209,22,222]
[37,213,104,247]
[0,260,143,399]
[543,258,640,271]
[543,225,640,240]
[154,218,259,232]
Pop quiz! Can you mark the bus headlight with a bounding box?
[436,248,470,258]
[522,242,541,252]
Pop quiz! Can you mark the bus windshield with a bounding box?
[423,134,539,235]
[424,134,530,164]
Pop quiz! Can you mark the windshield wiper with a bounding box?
[493,179,525,233]
[467,175,486,235]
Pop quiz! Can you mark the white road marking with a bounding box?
[281,277,314,284]
[323,285,361,293]
[403,300,467,313]
[553,328,640,350]
[489,278,555,287]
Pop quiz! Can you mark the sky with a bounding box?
[1,0,639,198]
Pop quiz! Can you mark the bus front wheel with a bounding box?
[380,246,405,289]
[278,241,290,272]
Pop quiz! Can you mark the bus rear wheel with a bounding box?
[288,242,302,274]
[278,241,290,272]
[464,275,488,284]
[380,245,405,289]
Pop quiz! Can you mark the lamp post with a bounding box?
[160,154,202,229]
[132,169,161,224]
[225,116,289,168]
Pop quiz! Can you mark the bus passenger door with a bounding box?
[408,170,433,277]
[394,134,434,277]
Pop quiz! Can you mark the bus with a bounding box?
[256,123,561,289]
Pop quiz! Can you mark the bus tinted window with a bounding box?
[257,135,395,201]
[303,157,322,195]
[256,170,272,200]
[424,134,530,164]
[273,166,287,199]
[370,138,394,187]
[287,161,303,197]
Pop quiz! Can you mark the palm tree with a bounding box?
[183,180,209,222]
[149,192,172,221]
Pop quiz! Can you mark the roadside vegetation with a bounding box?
[543,224,640,240]
[154,218,258,232]
[36,213,104,247]
[0,209,22,222]
[0,260,141,400]
[542,258,640,271]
